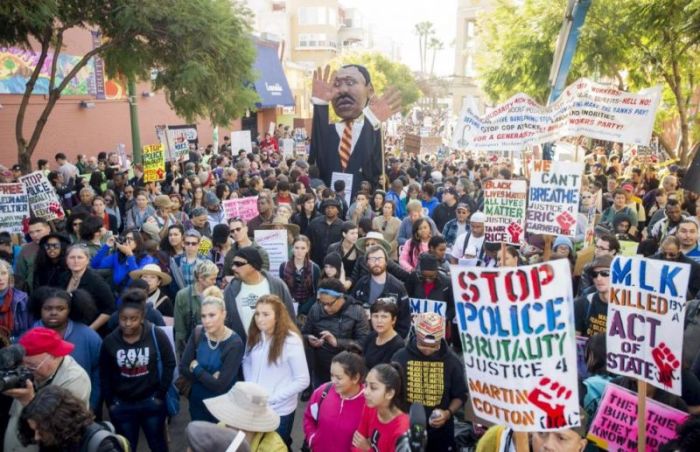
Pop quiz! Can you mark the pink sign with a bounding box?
[587,383,686,452]
[222,197,259,222]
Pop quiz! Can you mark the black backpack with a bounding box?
[80,422,130,452]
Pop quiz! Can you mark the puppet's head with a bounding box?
[331,64,374,121]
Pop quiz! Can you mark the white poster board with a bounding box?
[231,130,253,154]
[254,229,288,274]
[331,172,353,206]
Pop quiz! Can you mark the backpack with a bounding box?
[301,383,333,452]
[82,421,130,452]
[582,374,614,422]
[683,299,700,368]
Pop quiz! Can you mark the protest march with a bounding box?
[2,2,700,452]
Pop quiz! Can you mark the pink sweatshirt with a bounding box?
[399,240,429,271]
[303,384,366,452]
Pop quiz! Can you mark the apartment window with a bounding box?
[298,33,337,48]
[298,7,336,25]
[464,54,476,77]
[465,19,476,49]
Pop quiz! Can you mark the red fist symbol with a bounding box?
[507,222,523,244]
[527,377,572,428]
[48,202,64,219]
[652,342,680,388]
[555,211,575,236]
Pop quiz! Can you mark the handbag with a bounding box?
[151,325,180,417]
[174,325,202,397]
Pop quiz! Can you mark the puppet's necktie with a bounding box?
[339,120,353,170]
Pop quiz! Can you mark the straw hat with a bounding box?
[258,220,300,238]
[203,382,280,433]
[356,231,391,254]
[153,195,174,210]
[129,264,172,286]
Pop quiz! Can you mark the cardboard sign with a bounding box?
[587,383,687,452]
[281,139,295,158]
[451,259,580,431]
[254,229,288,273]
[331,172,353,205]
[527,160,584,237]
[455,78,662,151]
[607,256,690,395]
[231,130,253,154]
[19,171,64,221]
[483,179,527,245]
[409,298,447,317]
[0,183,29,233]
[167,127,190,160]
[222,197,259,222]
[142,143,165,182]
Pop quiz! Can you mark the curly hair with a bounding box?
[19,385,94,447]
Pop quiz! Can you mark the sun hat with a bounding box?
[20,327,74,357]
[258,220,300,238]
[186,421,250,452]
[356,231,391,254]
[153,195,174,210]
[203,382,280,433]
[129,263,172,286]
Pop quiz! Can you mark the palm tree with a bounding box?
[414,21,435,75]
[428,37,444,76]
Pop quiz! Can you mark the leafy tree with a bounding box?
[477,0,699,164]
[328,51,422,115]
[0,0,259,171]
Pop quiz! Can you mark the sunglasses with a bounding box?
[232,260,249,267]
[591,270,610,278]
[44,243,61,250]
[184,241,199,246]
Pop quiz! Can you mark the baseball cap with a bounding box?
[19,327,74,357]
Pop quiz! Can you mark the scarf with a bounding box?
[283,259,312,300]
[0,288,13,335]
[147,289,163,309]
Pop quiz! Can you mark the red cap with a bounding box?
[19,327,74,357]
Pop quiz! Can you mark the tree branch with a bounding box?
[48,29,64,94]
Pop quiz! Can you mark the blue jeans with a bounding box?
[277,412,296,449]
[109,396,169,452]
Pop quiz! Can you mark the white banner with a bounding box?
[607,256,690,396]
[451,259,580,431]
[526,160,584,237]
[452,78,662,151]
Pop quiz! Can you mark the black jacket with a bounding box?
[350,254,410,286]
[307,216,343,265]
[308,103,382,196]
[404,271,455,320]
[351,273,411,337]
[431,202,457,232]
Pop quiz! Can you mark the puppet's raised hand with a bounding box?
[312,65,336,102]
[368,86,402,122]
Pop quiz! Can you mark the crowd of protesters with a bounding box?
[0,131,699,452]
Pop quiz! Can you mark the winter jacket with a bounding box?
[351,273,411,337]
[90,244,157,289]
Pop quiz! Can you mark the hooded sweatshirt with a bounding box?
[303,383,366,452]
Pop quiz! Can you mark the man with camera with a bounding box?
[3,327,91,452]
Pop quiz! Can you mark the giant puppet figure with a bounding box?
[309,65,402,196]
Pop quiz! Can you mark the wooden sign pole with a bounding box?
[543,235,553,261]
[501,242,507,267]
[637,380,647,451]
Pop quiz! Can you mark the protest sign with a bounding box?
[222,197,259,222]
[409,298,447,317]
[254,229,288,273]
[607,256,690,395]
[483,179,527,245]
[167,127,190,160]
[231,130,253,153]
[331,172,353,205]
[451,259,580,431]
[455,78,661,151]
[142,143,165,182]
[619,241,638,256]
[281,139,295,158]
[587,383,687,452]
[526,160,583,237]
[576,336,589,380]
[0,183,28,233]
[19,171,64,221]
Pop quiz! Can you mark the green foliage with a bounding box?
[0,0,259,126]
[329,51,422,114]
[477,0,699,163]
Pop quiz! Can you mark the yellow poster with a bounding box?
[143,143,165,182]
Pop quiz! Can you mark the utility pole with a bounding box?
[128,77,142,163]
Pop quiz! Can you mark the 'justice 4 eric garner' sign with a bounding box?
[451,259,580,431]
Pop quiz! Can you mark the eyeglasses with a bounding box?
[43,243,61,250]
[319,297,340,308]
[232,260,249,267]
[184,241,199,246]
[25,354,51,372]
[591,270,610,278]
[594,245,610,252]
[367,256,385,263]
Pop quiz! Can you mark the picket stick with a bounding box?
[514,431,529,452]
[637,380,647,451]
[501,242,506,267]
[543,235,553,261]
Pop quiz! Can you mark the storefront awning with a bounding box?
[253,41,294,109]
